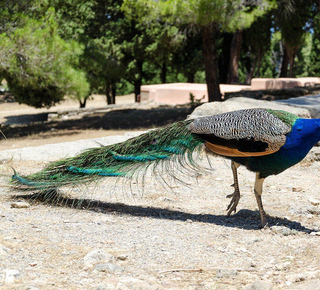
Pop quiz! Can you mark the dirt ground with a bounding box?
[1,96,320,289]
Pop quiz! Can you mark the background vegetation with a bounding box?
[0,0,319,107]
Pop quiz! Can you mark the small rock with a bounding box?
[309,231,320,236]
[0,244,11,256]
[292,187,303,192]
[309,198,320,206]
[117,254,128,261]
[250,261,257,268]
[4,269,20,284]
[216,269,238,278]
[245,280,273,290]
[11,201,30,208]
[285,281,292,286]
[94,263,124,274]
[94,263,108,272]
[201,281,217,289]
[96,284,116,290]
[275,261,291,271]
[105,263,124,274]
[25,285,40,290]
[270,226,297,236]
[29,262,37,267]
[82,250,115,268]
[286,273,308,283]
[118,277,158,290]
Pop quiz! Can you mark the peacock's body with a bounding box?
[12,108,320,227]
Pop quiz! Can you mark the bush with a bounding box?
[0,9,89,108]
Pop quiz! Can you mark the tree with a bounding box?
[145,24,184,84]
[82,38,125,105]
[0,9,89,108]
[171,27,204,83]
[241,12,272,83]
[307,4,320,76]
[123,0,274,102]
[276,0,314,77]
[226,29,243,84]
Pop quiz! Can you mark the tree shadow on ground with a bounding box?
[4,113,49,126]
[2,106,193,139]
[12,191,314,233]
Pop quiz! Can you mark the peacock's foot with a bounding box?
[226,191,240,217]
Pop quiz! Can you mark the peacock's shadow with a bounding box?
[12,191,313,233]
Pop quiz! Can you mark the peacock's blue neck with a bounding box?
[282,118,320,156]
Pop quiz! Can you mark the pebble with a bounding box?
[270,226,297,236]
[309,197,320,206]
[0,244,11,256]
[275,261,291,271]
[292,187,303,192]
[216,269,238,278]
[118,277,160,290]
[286,273,308,283]
[11,201,30,208]
[82,249,115,268]
[4,269,20,285]
[245,280,273,290]
[29,262,37,267]
[309,231,320,236]
[94,263,124,274]
[117,254,128,261]
[25,285,40,290]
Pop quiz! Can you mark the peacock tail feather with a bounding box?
[12,119,206,191]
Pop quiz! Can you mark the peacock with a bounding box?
[11,108,320,227]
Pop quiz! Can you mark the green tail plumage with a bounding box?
[12,120,205,191]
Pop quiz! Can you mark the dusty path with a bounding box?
[1,154,320,289]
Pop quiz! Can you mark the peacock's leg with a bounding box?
[254,173,267,228]
[226,161,241,216]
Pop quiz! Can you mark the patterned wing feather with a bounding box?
[188,108,295,157]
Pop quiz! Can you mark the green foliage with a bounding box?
[308,13,320,77]
[125,0,275,31]
[294,32,313,77]
[0,9,89,108]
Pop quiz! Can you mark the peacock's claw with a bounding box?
[226,191,241,217]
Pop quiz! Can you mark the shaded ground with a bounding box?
[1,106,193,139]
[0,95,194,150]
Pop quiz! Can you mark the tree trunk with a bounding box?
[288,48,296,77]
[256,53,262,78]
[79,97,87,108]
[134,60,143,102]
[280,45,289,77]
[106,83,116,105]
[227,30,243,84]
[111,83,116,104]
[187,73,195,83]
[201,24,221,102]
[134,79,142,102]
[245,61,256,85]
[161,59,167,84]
